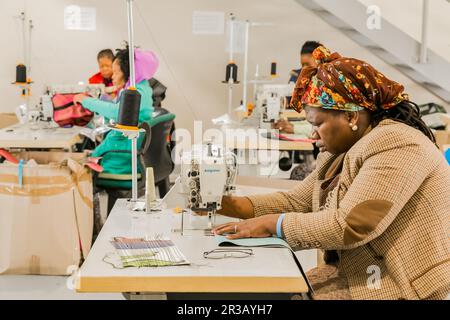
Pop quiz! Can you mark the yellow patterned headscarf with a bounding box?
[290,46,407,113]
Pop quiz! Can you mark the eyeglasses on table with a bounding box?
[203,248,254,259]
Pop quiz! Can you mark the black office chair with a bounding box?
[143,108,176,197]
[149,78,167,108]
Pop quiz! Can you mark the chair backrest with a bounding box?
[139,121,152,158]
[144,108,176,183]
[149,78,167,108]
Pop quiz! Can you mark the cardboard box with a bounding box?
[0,113,19,129]
[0,152,93,275]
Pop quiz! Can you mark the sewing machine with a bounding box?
[177,143,237,232]
[37,84,106,123]
[244,84,294,129]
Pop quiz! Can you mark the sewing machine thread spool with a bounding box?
[270,62,277,77]
[118,87,141,128]
[225,62,238,83]
[16,64,27,83]
[279,151,293,171]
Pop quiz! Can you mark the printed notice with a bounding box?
[192,11,224,35]
[64,5,96,31]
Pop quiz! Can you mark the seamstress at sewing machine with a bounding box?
[73,45,159,178]
[212,46,450,300]
[273,40,322,135]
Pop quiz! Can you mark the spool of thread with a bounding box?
[278,151,292,171]
[145,167,156,213]
[270,62,277,77]
[16,64,27,83]
[118,88,141,127]
[225,62,238,83]
[247,103,254,116]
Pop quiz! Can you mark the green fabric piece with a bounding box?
[215,235,290,248]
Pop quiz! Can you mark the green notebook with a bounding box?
[215,235,290,248]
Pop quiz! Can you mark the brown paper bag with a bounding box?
[0,152,93,275]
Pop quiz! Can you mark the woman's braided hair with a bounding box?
[370,100,436,145]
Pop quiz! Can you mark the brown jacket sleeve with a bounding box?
[246,171,316,216]
[282,134,442,251]
[246,153,333,216]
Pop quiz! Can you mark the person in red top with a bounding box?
[89,49,115,86]
[89,49,116,99]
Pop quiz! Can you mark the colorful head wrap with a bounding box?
[290,46,407,113]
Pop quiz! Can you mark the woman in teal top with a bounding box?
[74,46,159,176]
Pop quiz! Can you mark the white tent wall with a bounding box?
[0,0,448,134]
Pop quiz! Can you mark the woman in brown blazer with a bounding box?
[213,46,450,300]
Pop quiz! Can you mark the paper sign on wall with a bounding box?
[64,5,96,31]
[192,11,225,35]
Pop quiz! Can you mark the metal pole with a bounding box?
[18,12,31,123]
[131,134,138,201]
[21,12,26,67]
[242,20,250,111]
[127,0,136,87]
[227,14,235,115]
[228,85,233,115]
[229,14,234,63]
[28,19,33,77]
[253,64,259,100]
[26,19,33,107]
[126,0,138,202]
[419,0,429,64]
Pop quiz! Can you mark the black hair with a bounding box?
[301,41,323,55]
[97,49,114,61]
[113,46,130,83]
[370,100,436,144]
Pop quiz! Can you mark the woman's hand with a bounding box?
[73,93,89,105]
[273,119,294,134]
[212,214,280,240]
